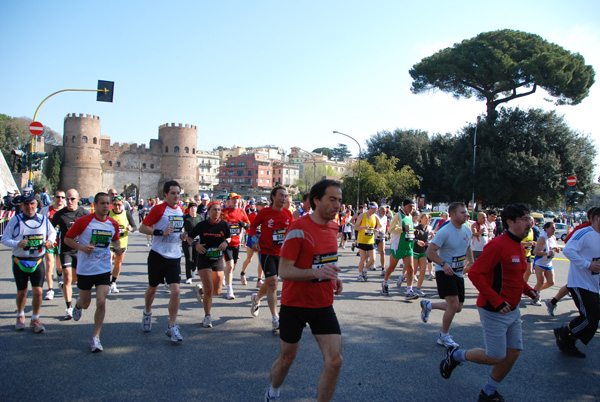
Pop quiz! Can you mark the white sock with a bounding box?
[382,281,387,285]
[269,386,280,397]
[17,312,24,317]
[407,286,413,292]
[31,314,40,320]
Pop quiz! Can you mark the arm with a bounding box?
[426,242,454,276]
[1,217,22,248]
[126,211,137,232]
[533,237,548,257]
[563,236,600,274]
[279,257,340,282]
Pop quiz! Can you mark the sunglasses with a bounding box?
[67,197,78,201]
[55,196,66,199]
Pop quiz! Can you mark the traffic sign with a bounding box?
[567,175,577,186]
[468,201,473,212]
[29,121,44,136]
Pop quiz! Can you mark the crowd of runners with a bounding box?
[2,180,599,402]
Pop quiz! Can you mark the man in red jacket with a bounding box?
[439,204,539,402]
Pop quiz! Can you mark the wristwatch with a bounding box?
[439,260,447,267]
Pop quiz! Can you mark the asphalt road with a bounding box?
[0,232,598,402]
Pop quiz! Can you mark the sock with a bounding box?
[227,284,233,291]
[441,332,449,337]
[483,377,500,396]
[382,280,387,285]
[31,314,40,320]
[144,310,151,315]
[407,286,413,292]
[17,312,24,317]
[269,385,280,397]
[111,276,117,283]
[66,301,72,309]
[272,314,279,320]
[551,297,558,305]
[453,349,467,362]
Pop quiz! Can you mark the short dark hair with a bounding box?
[54,190,65,197]
[270,186,286,206]
[591,207,600,221]
[94,192,109,204]
[163,180,181,196]
[543,221,554,230]
[302,193,310,202]
[501,203,529,228]
[448,202,466,215]
[587,206,597,220]
[487,209,498,216]
[309,179,341,210]
[403,198,415,206]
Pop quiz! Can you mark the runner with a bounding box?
[249,186,293,332]
[354,202,380,282]
[108,195,137,293]
[1,193,57,333]
[421,202,474,348]
[554,207,600,358]
[63,192,123,352]
[189,201,231,328]
[531,222,560,304]
[51,189,88,320]
[40,190,65,301]
[375,206,388,275]
[471,212,489,262]
[139,180,186,343]
[413,212,431,297]
[382,199,418,299]
[264,179,343,402]
[439,204,539,402]
[339,208,353,250]
[183,201,203,284]
[292,193,311,220]
[240,199,266,286]
[221,192,250,300]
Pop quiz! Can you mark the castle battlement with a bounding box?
[159,122,197,130]
[65,113,100,120]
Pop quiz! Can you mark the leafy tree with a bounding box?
[312,147,334,159]
[47,148,62,189]
[366,129,430,174]
[409,29,595,124]
[332,143,352,161]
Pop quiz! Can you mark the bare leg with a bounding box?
[167,283,180,326]
[199,269,213,316]
[93,285,109,337]
[315,334,343,402]
[31,287,43,316]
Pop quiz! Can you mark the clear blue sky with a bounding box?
[2,1,599,164]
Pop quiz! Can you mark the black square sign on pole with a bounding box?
[97,80,115,102]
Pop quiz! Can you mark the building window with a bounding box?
[259,179,263,183]
[143,163,147,168]
[116,162,121,167]
[108,161,113,167]
[165,146,169,153]
[193,148,195,154]
[72,136,77,143]
[184,147,189,154]
[266,179,270,184]
[93,137,97,144]
[248,170,252,175]
[253,162,256,166]
[82,136,88,143]
[237,170,244,176]
[150,164,154,169]
[174,146,180,153]
[286,170,289,174]
[231,162,235,166]
[267,171,270,175]
[260,170,264,174]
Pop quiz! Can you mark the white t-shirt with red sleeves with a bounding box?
[65,214,119,276]
[142,202,184,259]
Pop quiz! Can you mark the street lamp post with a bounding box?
[333,131,361,210]
[470,118,480,220]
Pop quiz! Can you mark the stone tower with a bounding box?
[158,123,199,198]
[61,113,103,198]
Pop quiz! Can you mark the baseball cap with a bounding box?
[257,197,269,205]
[201,193,209,201]
[228,192,242,199]
[18,193,37,204]
[249,200,256,205]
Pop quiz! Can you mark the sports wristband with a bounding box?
[153,229,163,236]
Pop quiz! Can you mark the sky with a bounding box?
[1,0,599,167]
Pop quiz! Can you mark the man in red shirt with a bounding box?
[249,187,293,332]
[221,192,250,300]
[439,204,539,402]
[264,180,343,402]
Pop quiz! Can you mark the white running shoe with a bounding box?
[44,289,55,300]
[250,293,260,317]
[226,288,235,300]
[166,324,183,342]
[415,288,426,297]
[202,315,212,328]
[109,282,119,294]
[64,307,73,320]
[142,312,152,332]
[91,336,103,353]
[437,333,459,348]
[196,285,204,303]
[272,316,280,333]
[420,299,432,323]
[185,278,192,285]
[73,301,83,321]
[396,274,405,287]
[164,282,170,292]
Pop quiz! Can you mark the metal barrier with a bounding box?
[0,210,16,241]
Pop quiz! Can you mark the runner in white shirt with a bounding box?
[64,192,122,352]
[471,212,489,261]
[375,206,388,275]
[139,180,187,343]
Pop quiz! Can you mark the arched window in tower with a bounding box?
[116,162,121,167]
[192,148,196,154]
[165,146,169,153]
[82,136,88,143]
[150,164,155,169]
[174,146,180,153]
[93,137,97,144]
[108,161,113,167]
[72,136,77,143]
[184,147,189,154]
[142,163,147,168]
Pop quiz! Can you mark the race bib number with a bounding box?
[404,230,415,242]
[229,224,241,236]
[119,225,126,237]
[90,229,111,249]
[273,228,286,245]
[451,255,466,272]
[365,228,374,236]
[169,216,184,233]
[23,234,44,254]
[206,247,223,261]
[311,253,338,283]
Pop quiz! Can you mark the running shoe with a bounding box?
[142,312,152,332]
[362,270,368,281]
[109,282,119,294]
[369,266,377,271]
[553,326,586,358]
[381,282,389,296]
[351,243,355,252]
[427,273,435,281]
[437,333,459,348]
[256,279,264,288]
[380,267,386,276]
[45,289,55,300]
[420,299,432,323]
[58,276,64,289]
[405,289,419,300]
[222,278,227,287]
[15,316,25,331]
[240,273,247,285]
[90,336,103,353]
[64,307,73,321]
[440,345,460,379]
[478,390,505,402]
[396,274,405,287]
[357,274,366,282]
[202,315,213,328]
[184,278,192,285]
[415,288,426,297]
[272,316,280,333]
[73,301,83,321]
[545,299,557,316]
[250,293,260,317]
[30,318,45,333]
[264,390,280,401]
[196,285,204,303]
[164,282,170,292]
[226,288,236,300]
[530,299,542,306]
[166,324,183,343]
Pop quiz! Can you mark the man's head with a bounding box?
[194,194,201,203]
[378,206,386,216]
[65,189,80,211]
[448,202,467,225]
[441,211,449,220]
[201,193,210,205]
[310,179,341,222]
[19,193,37,217]
[402,199,415,215]
[270,186,287,208]
[112,195,124,214]
[227,192,242,208]
[42,187,48,193]
[162,180,181,206]
[587,206,597,221]
[284,195,293,209]
[501,204,531,239]
[94,192,111,218]
[53,190,66,208]
[486,210,498,222]
[367,202,378,215]
[108,188,118,200]
[301,193,311,210]
[477,212,487,224]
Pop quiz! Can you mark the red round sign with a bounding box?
[567,175,577,186]
[29,121,44,136]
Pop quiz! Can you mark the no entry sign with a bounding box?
[567,175,577,186]
[29,121,44,136]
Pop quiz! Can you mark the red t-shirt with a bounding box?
[280,215,338,308]
[221,207,250,247]
[249,207,293,256]
[246,210,258,236]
